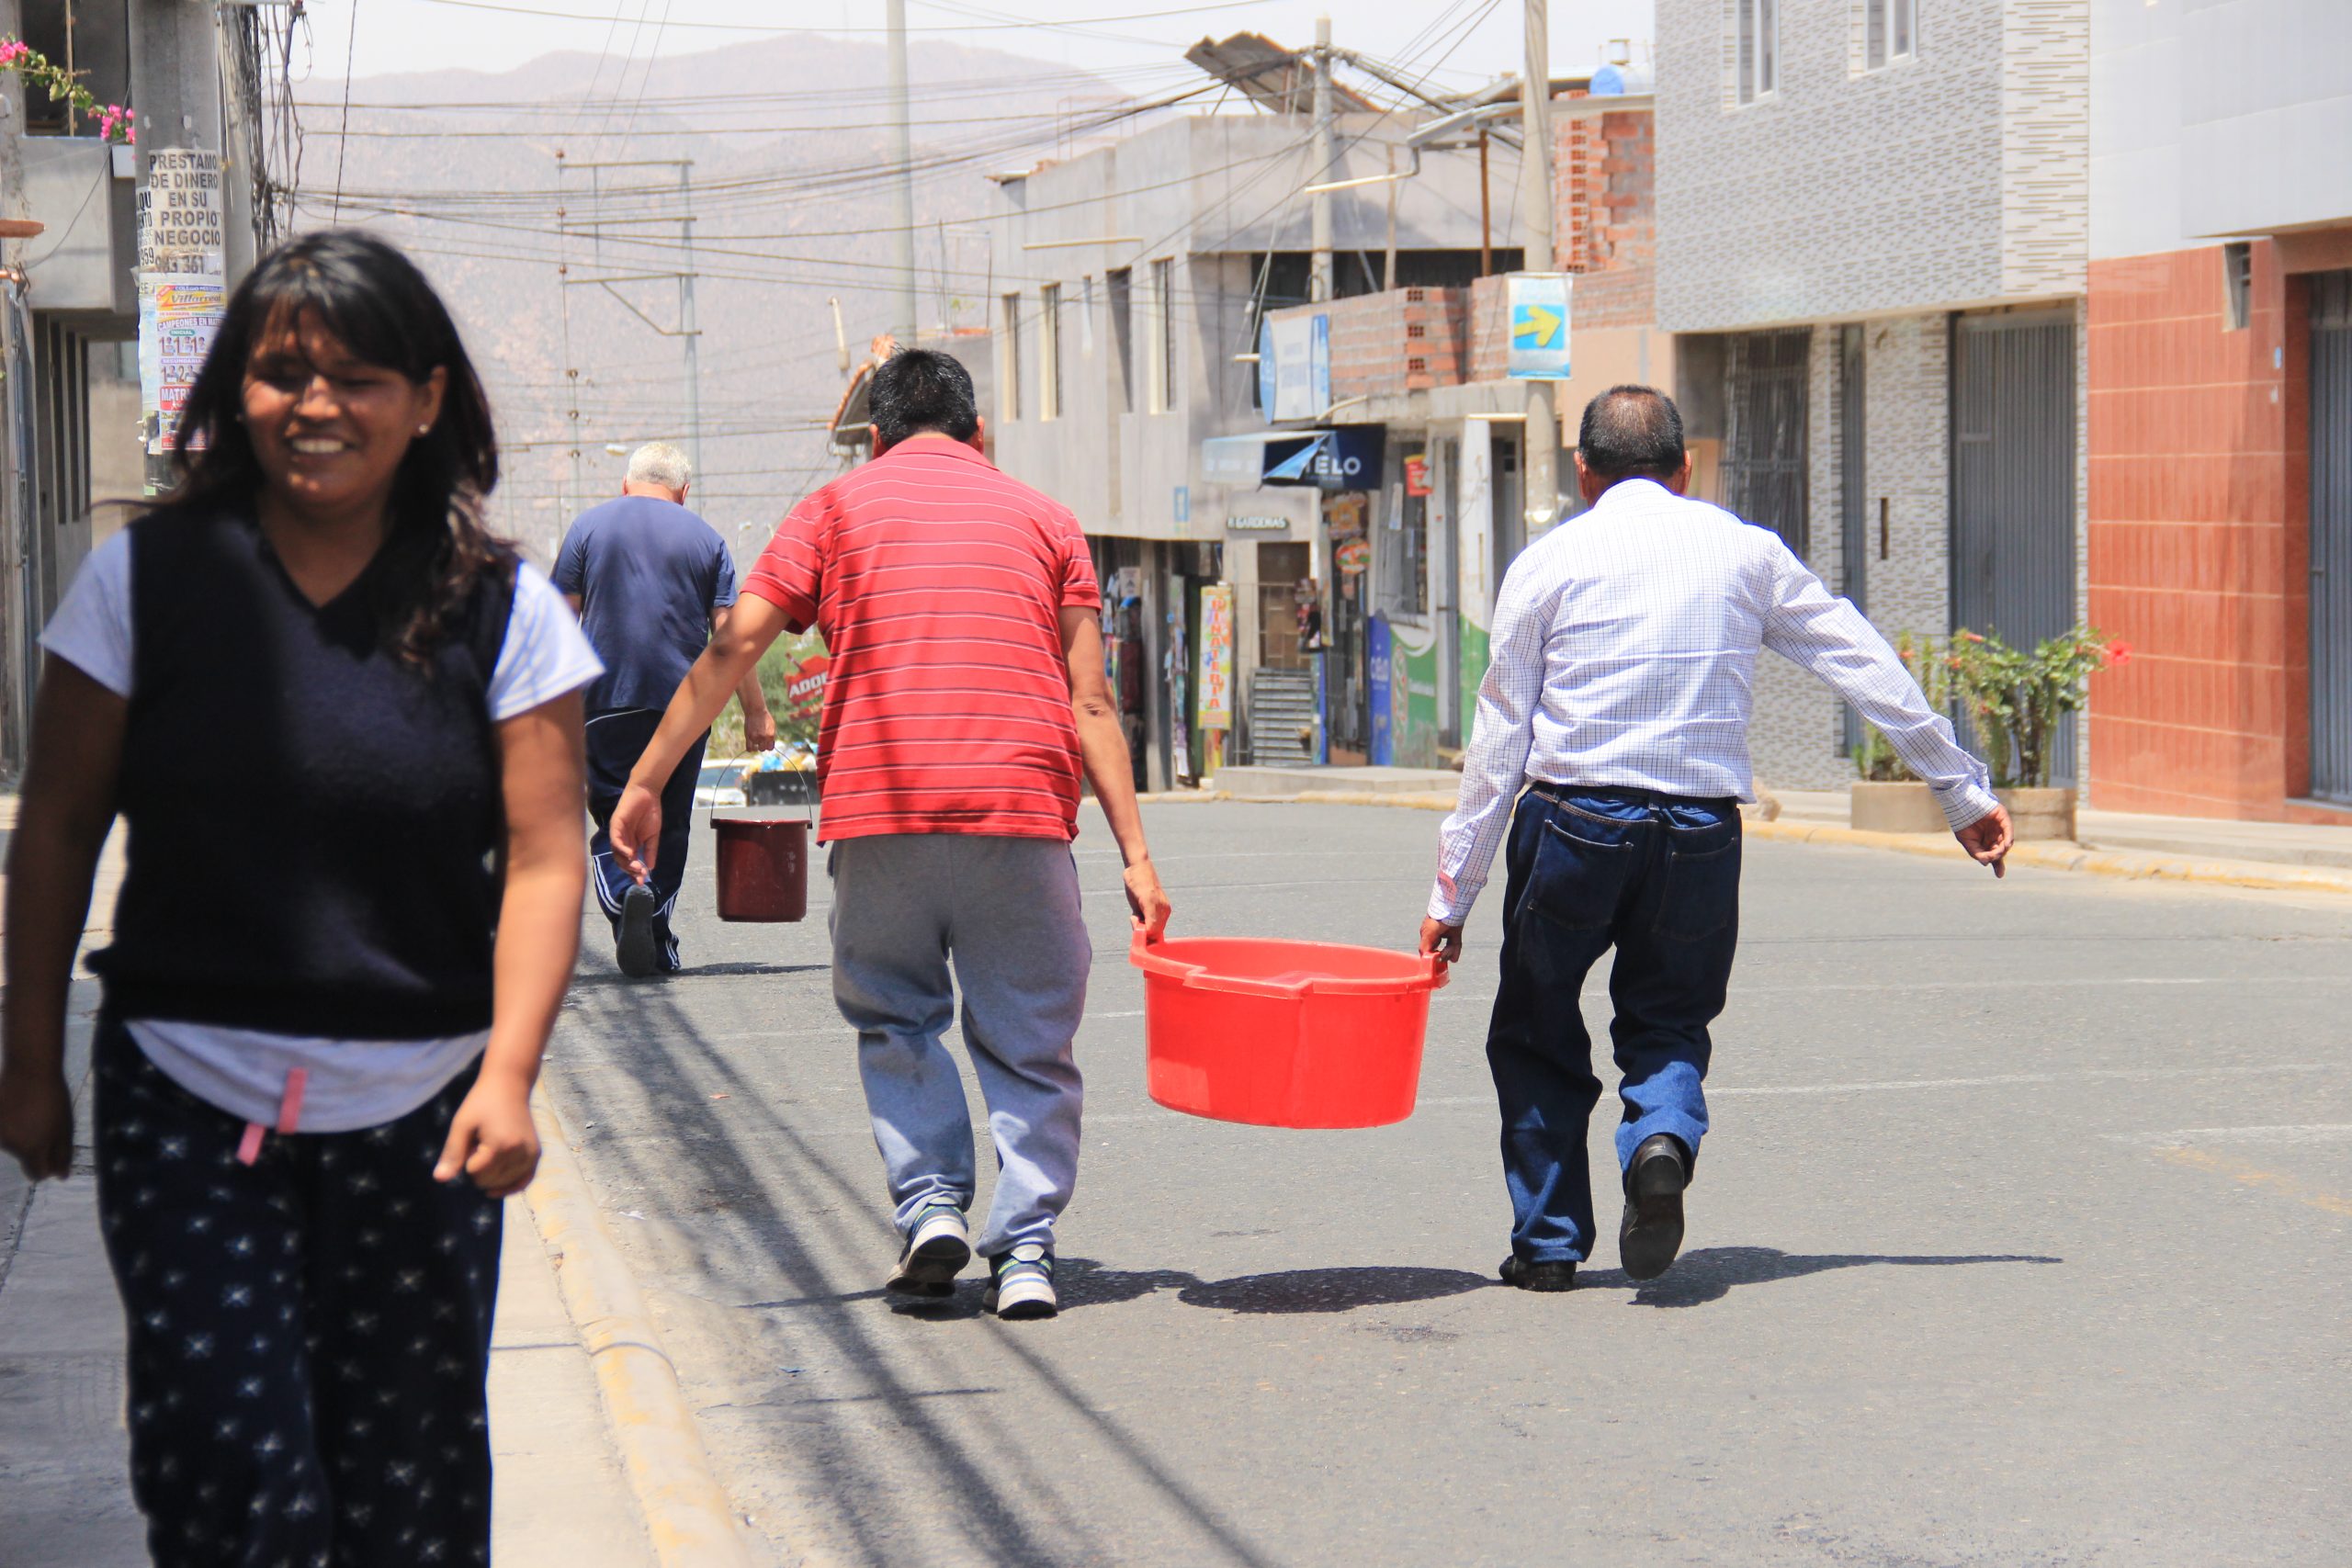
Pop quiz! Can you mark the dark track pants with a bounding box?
[93,1018,503,1568]
[585,706,707,973]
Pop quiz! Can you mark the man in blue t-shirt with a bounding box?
[555,442,773,976]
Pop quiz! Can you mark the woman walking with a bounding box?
[0,231,601,1563]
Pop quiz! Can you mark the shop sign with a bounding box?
[1172,485,1190,524]
[1404,451,1432,496]
[1200,435,1280,483]
[1262,425,1385,490]
[1196,585,1236,730]
[785,655,830,715]
[1261,312,1330,423]
[1225,514,1291,534]
[1506,272,1573,381]
[1334,537,1372,577]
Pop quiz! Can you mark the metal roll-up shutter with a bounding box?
[1950,310,2077,784]
[2311,271,2352,803]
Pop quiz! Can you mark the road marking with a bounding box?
[2152,1145,2352,1220]
[2127,1123,2352,1147]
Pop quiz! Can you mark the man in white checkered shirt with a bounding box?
[1419,386,2013,1294]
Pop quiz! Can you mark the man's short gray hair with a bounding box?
[626,441,693,491]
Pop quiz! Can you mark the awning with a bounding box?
[1200,430,1329,483]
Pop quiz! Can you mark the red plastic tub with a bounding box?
[1129,935,1447,1128]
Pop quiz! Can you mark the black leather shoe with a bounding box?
[1619,1134,1689,1281]
[1498,1255,1577,1292]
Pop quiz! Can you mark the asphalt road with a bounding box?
[544,800,2352,1568]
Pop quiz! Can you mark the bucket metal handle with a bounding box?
[702,750,815,829]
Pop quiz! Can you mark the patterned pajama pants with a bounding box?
[92,1018,503,1568]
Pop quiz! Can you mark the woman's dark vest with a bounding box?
[91,509,515,1038]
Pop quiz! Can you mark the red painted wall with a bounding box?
[2086,241,2312,818]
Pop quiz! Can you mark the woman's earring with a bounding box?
[415,423,431,436]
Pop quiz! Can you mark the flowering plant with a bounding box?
[1852,630,1951,783]
[1,38,135,143]
[1949,626,2129,788]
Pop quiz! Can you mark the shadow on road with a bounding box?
[1574,1246,2064,1308]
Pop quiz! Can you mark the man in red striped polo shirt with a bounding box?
[609,349,1170,1320]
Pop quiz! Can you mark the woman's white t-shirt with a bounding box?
[40,531,604,1131]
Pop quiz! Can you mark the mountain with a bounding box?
[303,30,1172,559]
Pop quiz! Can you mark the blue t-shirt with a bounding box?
[552,495,739,713]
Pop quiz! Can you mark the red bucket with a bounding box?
[1129,935,1447,1128]
[711,810,808,922]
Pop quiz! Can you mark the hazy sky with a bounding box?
[300,0,1657,91]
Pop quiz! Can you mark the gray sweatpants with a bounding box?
[828,833,1091,1257]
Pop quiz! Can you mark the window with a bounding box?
[1151,257,1177,413]
[1000,292,1023,421]
[1040,283,1063,421]
[1106,267,1134,412]
[2222,242,2253,333]
[1737,0,1779,104]
[1864,0,1917,71]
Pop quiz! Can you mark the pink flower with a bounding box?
[0,40,30,67]
[2105,639,2133,668]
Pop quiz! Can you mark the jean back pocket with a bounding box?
[1654,822,1742,942]
[1526,810,1640,932]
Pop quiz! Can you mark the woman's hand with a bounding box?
[434,1070,540,1198]
[0,1062,74,1182]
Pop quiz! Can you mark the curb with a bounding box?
[1743,818,2352,894]
[525,1089,762,1568]
[1190,786,2352,896]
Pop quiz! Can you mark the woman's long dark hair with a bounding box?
[169,229,509,664]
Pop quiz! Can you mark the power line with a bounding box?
[332,1,360,219]
[413,0,1274,34]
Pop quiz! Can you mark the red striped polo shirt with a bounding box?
[741,436,1100,842]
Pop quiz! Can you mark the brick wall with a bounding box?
[1281,288,1471,403]
[2086,241,2302,818]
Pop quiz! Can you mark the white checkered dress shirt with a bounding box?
[1430,479,1998,925]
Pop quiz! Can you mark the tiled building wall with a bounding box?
[1751,326,1851,790]
[1656,0,2007,331]
[1745,313,1956,792]
[2086,242,2299,817]
[1858,314,1956,649]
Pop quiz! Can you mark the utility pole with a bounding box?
[1308,14,1335,304]
[129,0,231,493]
[215,6,259,281]
[886,0,919,346]
[1521,0,1559,539]
[675,161,702,479]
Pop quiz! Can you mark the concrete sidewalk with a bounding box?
[1772,787,2352,868]
[0,1002,656,1568]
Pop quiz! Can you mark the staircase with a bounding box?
[1246,669,1317,766]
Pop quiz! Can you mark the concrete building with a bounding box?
[2,0,141,773]
[1654,0,2089,791]
[1255,85,1666,770]
[982,107,1525,787]
[2086,0,2352,821]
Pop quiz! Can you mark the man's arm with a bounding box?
[607,592,796,882]
[1761,547,2012,874]
[1061,608,1170,941]
[1420,563,1550,961]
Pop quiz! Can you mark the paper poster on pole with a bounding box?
[1505,273,1572,381]
[1195,583,1236,730]
[138,149,228,457]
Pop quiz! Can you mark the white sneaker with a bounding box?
[984,1243,1057,1320]
[886,1203,970,1298]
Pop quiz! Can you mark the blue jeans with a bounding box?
[1486,786,1741,1264]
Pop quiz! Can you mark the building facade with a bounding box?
[1655,0,2089,791]
[2086,0,2352,820]
[983,110,1525,787]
